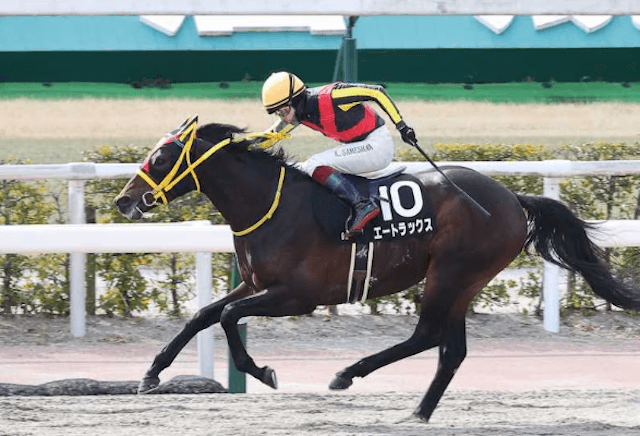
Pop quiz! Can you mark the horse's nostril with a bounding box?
[115,195,131,208]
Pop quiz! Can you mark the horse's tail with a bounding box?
[516,193,640,310]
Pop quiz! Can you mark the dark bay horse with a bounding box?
[114,115,640,422]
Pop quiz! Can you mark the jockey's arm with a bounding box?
[251,119,299,149]
[330,83,404,125]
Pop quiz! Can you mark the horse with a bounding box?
[114,115,640,423]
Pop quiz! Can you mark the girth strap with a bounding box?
[347,241,375,303]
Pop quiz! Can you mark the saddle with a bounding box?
[311,167,436,245]
[311,167,436,304]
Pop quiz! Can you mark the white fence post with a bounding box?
[194,222,214,379]
[542,177,561,333]
[196,251,214,378]
[68,180,86,338]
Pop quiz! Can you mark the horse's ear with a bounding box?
[175,115,198,144]
[173,114,194,130]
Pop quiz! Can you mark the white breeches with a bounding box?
[299,125,395,177]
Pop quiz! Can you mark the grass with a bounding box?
[2,81,640,103]
[0,82,263,100]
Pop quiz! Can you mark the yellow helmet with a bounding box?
[261,72,305,114]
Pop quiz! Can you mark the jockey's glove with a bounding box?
[244,131,292,149]
[396,121,417,147]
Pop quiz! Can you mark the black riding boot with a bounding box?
[322,171,380,236]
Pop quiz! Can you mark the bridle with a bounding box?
[136,118,286,237]
[136,119,228,206]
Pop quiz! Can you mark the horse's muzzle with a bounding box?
[114,194,144,220]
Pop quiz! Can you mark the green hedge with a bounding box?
[2,142,640,317]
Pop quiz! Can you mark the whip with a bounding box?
[407,139,491,219]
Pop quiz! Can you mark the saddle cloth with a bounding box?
[311,169,436,244]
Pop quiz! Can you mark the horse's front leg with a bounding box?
[138,281,254,394]
[219,287,314,389]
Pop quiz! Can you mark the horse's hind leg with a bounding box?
[329,260,482,423]
[329,260,469,390]
[329,291,468,423]
[138,281,254,393]
[329,311,441,390]
[220,287,314,389]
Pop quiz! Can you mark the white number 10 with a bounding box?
[378,181,423,221]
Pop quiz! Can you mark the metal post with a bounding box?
[85,206,96,315]
[342,37,357,83]
[332,39,344,82]
[342,16,358,83]
[228,257,246,393]
[542,177,561,333]
[68,180,86,338]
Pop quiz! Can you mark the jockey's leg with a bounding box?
[312,166,380,235]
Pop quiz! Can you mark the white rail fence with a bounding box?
[1,160,640,340]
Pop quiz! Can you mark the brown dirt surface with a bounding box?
[3,99,640,141]
[1,312,640,435]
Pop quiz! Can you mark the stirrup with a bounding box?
[342,204,380,239]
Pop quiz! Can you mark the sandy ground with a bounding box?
[3,98,639,163]
[1,312,639,435]
[2,390,639,436]
[2,99,640,163]
[2,99,640,140]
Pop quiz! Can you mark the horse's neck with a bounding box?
[200,153,285,233]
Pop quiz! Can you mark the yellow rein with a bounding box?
[232,166,285,237]
[137,131,286,237]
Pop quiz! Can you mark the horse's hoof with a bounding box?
[261,366,278,389]
[396,413,430,424]
[409,411,431,424]
[137,376,160,394]
[329,375,353,390]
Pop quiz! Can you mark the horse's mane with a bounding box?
[196,122,307,179]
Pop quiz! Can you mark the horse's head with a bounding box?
[114,115,204,220]
[115,115,250,220]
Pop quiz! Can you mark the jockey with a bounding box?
[256,71,417,237]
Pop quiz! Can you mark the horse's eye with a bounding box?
[154,155,166,167]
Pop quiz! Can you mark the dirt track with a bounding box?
[1,389,639,436]
[2,98,640,163]
[3,99,640,140]
[1,313,640,435]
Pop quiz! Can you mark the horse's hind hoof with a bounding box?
[261,366,278,389]
[137,376,160,394]
[329,375,353,390]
